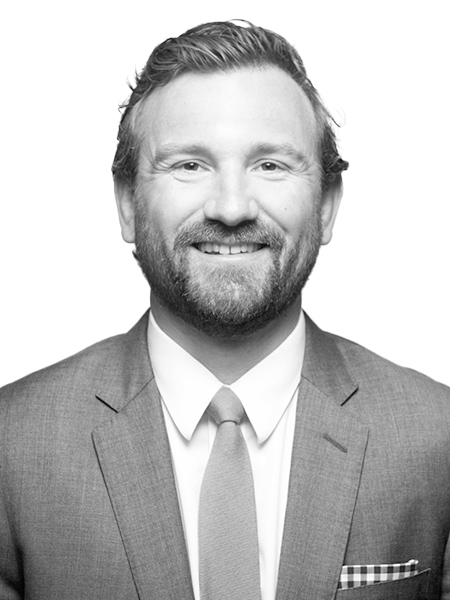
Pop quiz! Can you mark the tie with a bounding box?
[198,387,261,600]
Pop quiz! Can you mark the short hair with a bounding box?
[112,20,348,190]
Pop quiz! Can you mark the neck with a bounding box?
[150,292,302,384]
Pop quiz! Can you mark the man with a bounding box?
[1,20,450,600]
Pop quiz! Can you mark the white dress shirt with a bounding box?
[147,310,306,600]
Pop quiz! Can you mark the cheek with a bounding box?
[136,193,180,240]
[257,179,320,230]
[267,201,318,238]
[145,181,204,232]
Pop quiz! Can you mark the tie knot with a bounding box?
[207,387,244,425]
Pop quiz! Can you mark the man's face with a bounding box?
[116,66,341,338]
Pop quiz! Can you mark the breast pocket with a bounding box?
[335,569,430,599]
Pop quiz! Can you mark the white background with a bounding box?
[1,0,449,387]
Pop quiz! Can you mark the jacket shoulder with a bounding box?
[0,332,125,403]
[0,311,150,415]
[331,331,450,402]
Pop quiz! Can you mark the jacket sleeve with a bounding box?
[0,394,24,599]
[441,532,450,599]
[0,514,23,600]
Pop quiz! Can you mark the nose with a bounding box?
[203,169,259,226]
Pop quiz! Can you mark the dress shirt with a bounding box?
[147,310,306,600]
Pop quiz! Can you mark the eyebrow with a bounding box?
[152,144,213,166]
[248,142,309,163]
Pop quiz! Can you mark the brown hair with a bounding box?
[112,20,348,190]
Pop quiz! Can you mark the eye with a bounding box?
[253,160,287,175]
[172,160,209,181]
[260,161,279,171]
[180,161,201,172]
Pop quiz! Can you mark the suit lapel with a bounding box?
[276,315,369,600]
[91,311,368,600]
[92,313,194,600]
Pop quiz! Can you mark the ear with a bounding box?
[114,177,136,243]
[319,175,343,246]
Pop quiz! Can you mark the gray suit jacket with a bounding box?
[1,312,450,600]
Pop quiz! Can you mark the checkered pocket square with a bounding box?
[338,559,419,589]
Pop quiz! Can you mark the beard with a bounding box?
[133,208,322,340]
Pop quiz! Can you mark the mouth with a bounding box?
[195,242,266,255]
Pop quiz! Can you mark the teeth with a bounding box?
[197,243,263,254]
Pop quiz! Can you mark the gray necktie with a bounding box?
[199,386,261,600]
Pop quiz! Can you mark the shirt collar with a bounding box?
[148,310,305,444]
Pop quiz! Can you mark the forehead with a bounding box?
[136,66,319,157]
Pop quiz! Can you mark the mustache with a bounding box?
[174,220,284,251]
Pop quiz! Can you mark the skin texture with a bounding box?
[115,66,342,382]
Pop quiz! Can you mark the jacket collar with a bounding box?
[95,310,358,413]
[302,312,359,405]
[95,311,153,413]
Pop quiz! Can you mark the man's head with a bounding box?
[113,22,347,339]
[112,20,348,192]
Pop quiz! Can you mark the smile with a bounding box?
[196,243,264,255]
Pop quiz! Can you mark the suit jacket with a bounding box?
[1,311,450,600]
